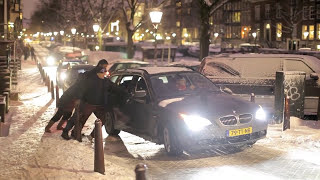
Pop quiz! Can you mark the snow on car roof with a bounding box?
[205,53,320,72]
[139,66,193,75]
[71,64,95,69]
[112,59,150,64]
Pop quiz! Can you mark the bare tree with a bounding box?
[197,0,229,61]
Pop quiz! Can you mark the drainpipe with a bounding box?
[4,0,8,40]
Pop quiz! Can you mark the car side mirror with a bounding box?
[310,73,319,80]
[134,90,147,98]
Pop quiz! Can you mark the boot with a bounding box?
[61,130,71,140]
[56,119,67,130]
[45,120,55,133]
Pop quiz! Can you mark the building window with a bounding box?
[241,26,251,39]
[232,12,241,23]
[310,6,315,19]
[317,24,320,40]
[176,21,180,27]
[176,1,181,7]
[265,4,270,19]
[187,8,191,15]
[309,25,314,40]
[226,26,232,38]
[276,3,281,19]
[302,25,308,40]
[303,6,309,20]
[276,23,282,41]
[317,4,320,19]
[255,5,260,21]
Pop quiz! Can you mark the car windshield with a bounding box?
[150,72,220,98]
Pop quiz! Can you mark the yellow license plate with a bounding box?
[228,127,252,137]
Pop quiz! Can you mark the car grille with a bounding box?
[219,114,253,125]
[239,114,252,124]
[219,116,237,125]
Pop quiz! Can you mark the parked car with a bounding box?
[107,60,152,76]
[199,54,320,116]
[56,59,85,88]
[106,67,268,155]
[62,64,95,91]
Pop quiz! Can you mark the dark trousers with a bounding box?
[64,101,105,137]
[51,108,72,122]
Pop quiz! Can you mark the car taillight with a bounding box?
[106,71,110,77]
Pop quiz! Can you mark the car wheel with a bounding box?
[163,126,183,156]
[104,111,120,135]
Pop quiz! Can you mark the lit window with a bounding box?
[309,25,314,40]
[276,23,282,41]
[317,24,320,40]
[176,21,180,27]
[302,25,308,40]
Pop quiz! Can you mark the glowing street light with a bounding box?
[93,23,102,51]
[149,9,163,61]
[71,28,76,51]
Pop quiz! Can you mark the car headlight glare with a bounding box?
[47,56,55,65]
[180,113,212,131]
[255,107,266,121]
[60,72,67,80]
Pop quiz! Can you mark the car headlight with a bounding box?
[255,106,266,121]
[180,113,212,131]
[60,72,67,81]
[46,56,55,65]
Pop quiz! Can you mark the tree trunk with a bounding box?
[127,29,134,59]
[199,26,210,61]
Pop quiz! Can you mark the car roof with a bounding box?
[112,59,150,64]
[204,53,320,72]
[70,64,95,70]
[138,67,193,75]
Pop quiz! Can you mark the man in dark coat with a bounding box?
[61,59,127,140]
[44,74,85,132]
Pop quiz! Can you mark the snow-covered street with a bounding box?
[0,45,320,180]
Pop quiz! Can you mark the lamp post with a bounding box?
[214,32,219,45]
[93,23,102,51]
[71,28,77,51]
[252,32,257,46]
[303,31,309,48]
[149,9,163,64]
[60,30,65,45]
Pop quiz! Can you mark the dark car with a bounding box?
[199,54,320,116]
[62,64,95,91]
[107,60,151,76]
[166,60,200,71]
[56,59,85,88]
[105,67,268,155]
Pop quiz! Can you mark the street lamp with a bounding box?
[93,23,102,51]
[71,28,76,51]
[214,32,219,45]
[60,30,65,45]
[304,31,309,48]
[149,9,163,63]
[252,32,257,46]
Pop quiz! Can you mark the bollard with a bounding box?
[135,163,147,180]
[283,96,290,131]
[250,93,255,103]
[94,119,105,175]
[47,76,50,92]
[51,81,55,99]
[317,97,320,120]
[56,85,59,107]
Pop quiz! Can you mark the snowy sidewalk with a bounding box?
[0,58,134,179]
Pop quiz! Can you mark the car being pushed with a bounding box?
[62,64,95,91]
[106,67,268,155]
[56,59,86,88]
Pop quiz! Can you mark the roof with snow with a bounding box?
[138,67,193,75]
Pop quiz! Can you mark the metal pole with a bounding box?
[135,163,147,180]
[283,96,290,131]
[56,85,59,107]
[4,0,8,40]
[98,28,102,51]
[250,93,255,103]
[168,43,171,64]
[153,26,158,65]
[94,119,105,174]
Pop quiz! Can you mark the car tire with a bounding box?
[104,111,120,135]
[163,126,183,156]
